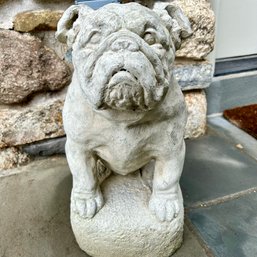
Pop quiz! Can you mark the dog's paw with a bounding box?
[71,189,104,219]
[149,194,180,222]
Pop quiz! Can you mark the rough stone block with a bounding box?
[32,31,69,61]
[0,30,71,104]
[184,90,207,139]
[174,59,213,90]
[0,0,73,29]
[13,10,63,32]
[0,147,30,171]
[0,95,65,149]
[175,0,215,60]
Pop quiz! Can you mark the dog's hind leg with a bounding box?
[65,137,104,218]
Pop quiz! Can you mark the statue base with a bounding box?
[71,171,184,257]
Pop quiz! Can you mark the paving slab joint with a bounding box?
[184,218,215,257]
[187,187,257,210]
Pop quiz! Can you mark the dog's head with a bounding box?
[56,3,191,111]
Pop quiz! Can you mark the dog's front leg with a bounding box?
[66,138,104,218]
[149,141,185,222]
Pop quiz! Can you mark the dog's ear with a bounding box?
[56,5,94,47]
[154,2,192,50]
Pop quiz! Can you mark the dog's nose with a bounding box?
[111,38,139,52]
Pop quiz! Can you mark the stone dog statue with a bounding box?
[56,2,191,222]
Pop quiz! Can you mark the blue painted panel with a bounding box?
[75,0,120,9]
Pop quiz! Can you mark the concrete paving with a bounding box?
[181,117,257,257]
[189,193,257,257]
[0,157,87,257]
[181,127,257,207]
[208,116,257,161]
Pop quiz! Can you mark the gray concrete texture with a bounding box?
[189,192,257,257]
[0,157,86,257]
[0,157,208,257]
[182,121,257,257]
[181,128,257,207]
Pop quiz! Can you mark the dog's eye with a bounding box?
[143,32,156,45]
[88,30,101,44]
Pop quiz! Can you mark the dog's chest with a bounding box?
[94,125,153,174]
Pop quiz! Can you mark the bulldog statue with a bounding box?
[57,2,192,256]
[56,1,191,223]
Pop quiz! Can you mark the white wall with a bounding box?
[212,0,257,59]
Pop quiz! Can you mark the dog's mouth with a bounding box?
[102,70,146,111]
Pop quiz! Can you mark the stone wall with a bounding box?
[0,0,215,170]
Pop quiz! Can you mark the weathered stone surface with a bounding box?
[13,10,63,32]
[57,3,188,225]
[184,90,207,139]
[0,30,71,104]
[0,0,73,29]
[71,172,184,257]
[32,31,69,61]
[22,136,66,156]
[0,96,65,149]
[175,0,215,60]
[174,59,213,90]
[0,147,30,171]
